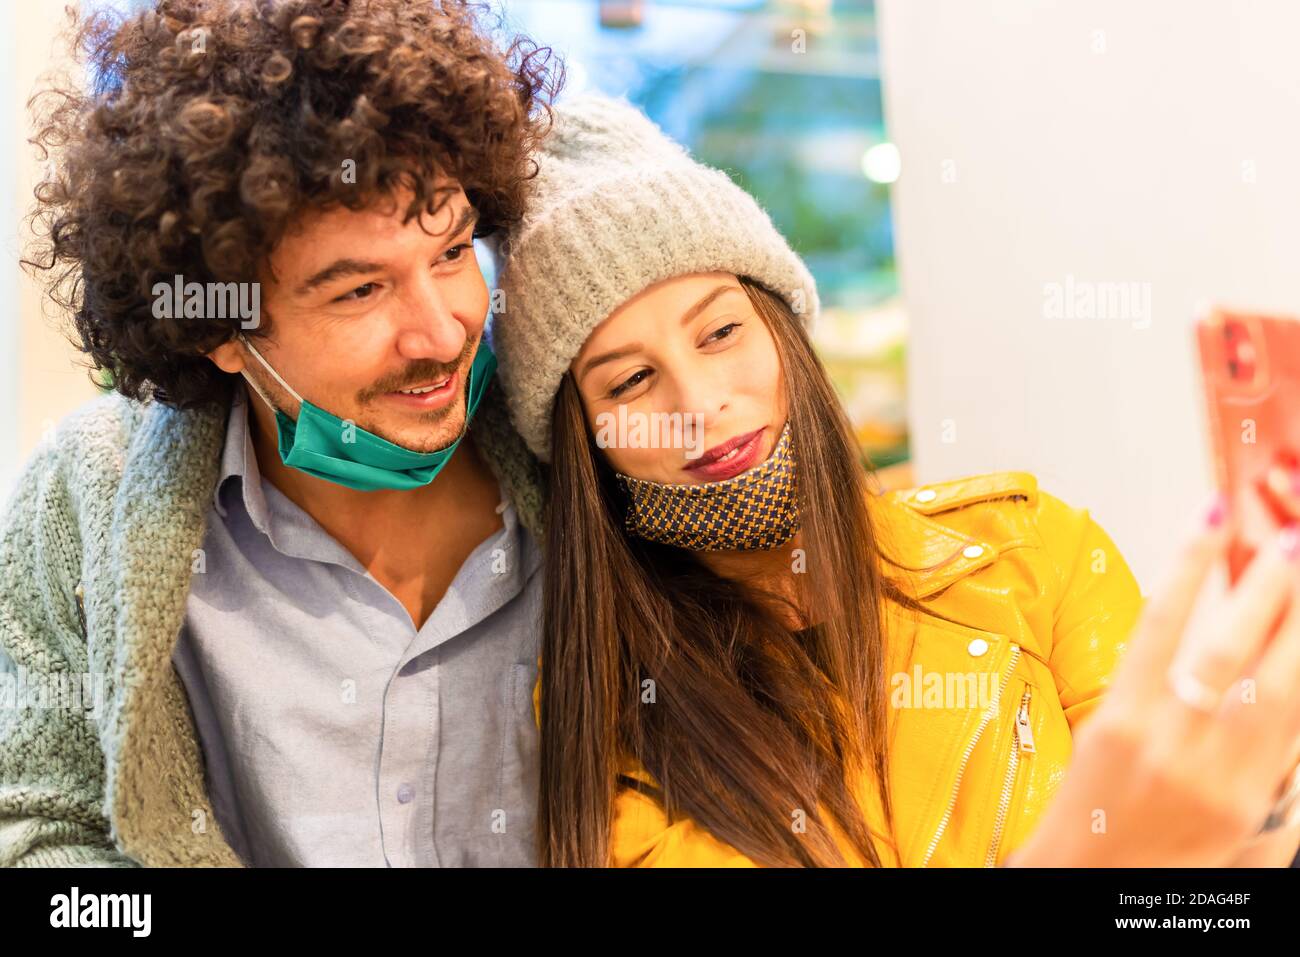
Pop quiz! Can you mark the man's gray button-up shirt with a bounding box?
[171,382,543,866]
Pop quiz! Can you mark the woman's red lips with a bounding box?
[684,427,767,481]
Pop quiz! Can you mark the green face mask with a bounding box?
[237,335,496,492]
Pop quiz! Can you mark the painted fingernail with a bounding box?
[1205,492,1227,528]
[1279,523,1300,559]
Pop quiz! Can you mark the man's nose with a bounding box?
[392,275,468,363]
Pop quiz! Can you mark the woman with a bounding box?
[492,92,1300,867]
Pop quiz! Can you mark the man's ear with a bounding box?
[207,339,246,375]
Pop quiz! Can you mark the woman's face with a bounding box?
[570,271,789,484]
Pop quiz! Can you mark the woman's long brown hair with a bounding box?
[538,276,937,867]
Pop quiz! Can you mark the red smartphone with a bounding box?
[1195,307,1300,584]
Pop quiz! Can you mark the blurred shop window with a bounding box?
[77,0,910,485]
[496,0,910,479]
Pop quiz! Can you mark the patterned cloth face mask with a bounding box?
[614,422,800,551]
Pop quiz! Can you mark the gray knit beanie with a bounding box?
[491,91,820,463]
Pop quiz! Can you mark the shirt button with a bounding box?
[396,783,414,804]
[915,489,937,503]
[967,638,989,657]
[963,544,985,559]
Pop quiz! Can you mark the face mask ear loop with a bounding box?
[238,334,304,412]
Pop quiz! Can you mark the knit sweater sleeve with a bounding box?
[0,435,138,867]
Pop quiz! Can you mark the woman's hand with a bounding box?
[1008,481,1300,867]
[1229,463,1300,866]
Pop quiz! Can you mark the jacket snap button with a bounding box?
[915,489,937,503]
[963,544,984,559]
[967,638,989,657]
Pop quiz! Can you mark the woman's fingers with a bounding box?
[1025,484,1300,866]
[1235,546,1300,754]
[1113,493,1231,701]
[1264,463,1300,524]
[1207,559,1300,841]
[1171,521,1300,709]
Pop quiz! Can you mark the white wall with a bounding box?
[0,9,17,500]
[878,0,1300,588]
[1,3,101,501]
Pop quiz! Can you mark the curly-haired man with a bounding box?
[0,0,563,866]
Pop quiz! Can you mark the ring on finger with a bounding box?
[1167,667,1223,714]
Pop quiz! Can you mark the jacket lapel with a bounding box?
[869,490,1000,599]
[103,397,244,866]
[868,490,1026,864]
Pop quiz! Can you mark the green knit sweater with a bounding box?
[0,383,545,867]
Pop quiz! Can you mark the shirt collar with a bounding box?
[212,379,275,537]
[213,380,542,583]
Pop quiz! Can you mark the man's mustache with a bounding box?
[358,336,478,401]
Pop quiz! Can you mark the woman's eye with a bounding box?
[705,321,741,343]
[440,243,472,264]
[335,282,377,303]
[610,369,651,398]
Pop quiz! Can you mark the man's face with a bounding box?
[229,181,489,453]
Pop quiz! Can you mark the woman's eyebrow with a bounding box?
[578,286,746,384]
[680,284,745,326]
[579,343,645,384]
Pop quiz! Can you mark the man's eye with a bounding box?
[335,282,377,303]
[441,243,472,264]
[610,369,651,398]
[706,322,741,343]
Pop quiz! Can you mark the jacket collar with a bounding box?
[867,490,1001,600]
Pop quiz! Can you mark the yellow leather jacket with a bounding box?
[535,471,1146,867]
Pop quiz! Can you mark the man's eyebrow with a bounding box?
[446,203,480,239]
[293,205,480,297]
[295,258,386,297]
[579,286,747,385]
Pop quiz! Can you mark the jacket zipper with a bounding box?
[922,643,1021,867]
[984,686,1034,867]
